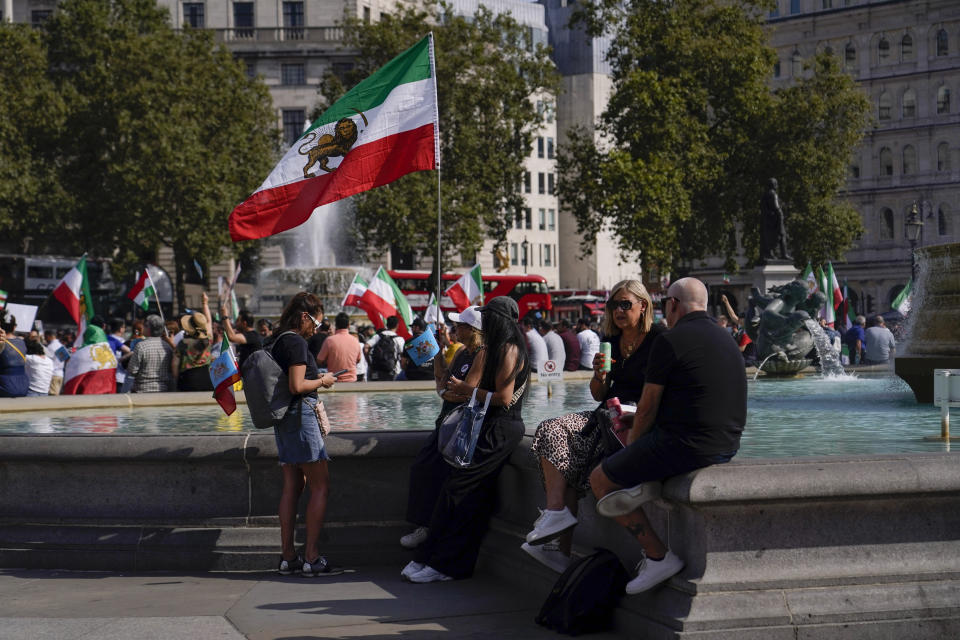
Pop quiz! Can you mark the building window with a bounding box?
[548,173,555,195]
[245,60,256,79]
[282,109,306,146]
[902,89,916,117]
[938,86,950,114]
[901,34,914,62]
[547,137,554,159]
[938,142,950,171]
[878,92,891,120]
[281,63,306,85]
[183,3,205,28]
[538,173,545,194]
[537,137,544,159]
[844,44,856,71]
[544,244,552,267]
[31,9,52,27]
[879,208,894,240]
[939,205,952,237]
[548,209,555,231]
[902,145,916,175]
[523,172,531,194]
[514,209,523,229]
[791,50,802,76]
[539,208,546,230]
[510,243,518,266]
[878,37,890,63]
[233,2,254,38]
[849,164,860,179]
[525,208,532,229]
[773,60,781,77]
[822,0,832,7]
[937,29,949,57]
[790,0,800,14]
[879,147,893,176]
[283,1,304,40]
[363,6,370,22]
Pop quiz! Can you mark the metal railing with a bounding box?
[210,26,344,44]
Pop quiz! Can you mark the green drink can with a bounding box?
[600,341,612,372]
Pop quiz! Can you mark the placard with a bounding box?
[538,359,563,381]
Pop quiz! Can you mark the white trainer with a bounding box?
[521,541,573,573]
[625,550,684,594]
[400,526,429,549]
[525,507,578,545]
[595,481,662,518]
[400,560,425,581]
[407,565,454,583]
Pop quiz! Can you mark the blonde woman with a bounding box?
[524,279,664,571]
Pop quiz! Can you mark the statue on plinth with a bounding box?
[759,178,792,264]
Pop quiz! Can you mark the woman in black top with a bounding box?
[402,297,530,583]
[270,292,338,577]
[525,279,664,571]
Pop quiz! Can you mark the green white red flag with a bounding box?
[209,333,241,415]
[359,267,414,339]
[127,270,156,311]
[0,289,7,307]
[816,265,835,325]
[63,324,116,395]
[424,292,441,324]
[53,257,94,325]
[801,262,818,298]
[892,278,913,315]
[229,35,439,241]
[445,264,483,311]
[341,274,383,329]
[827,262,843,311]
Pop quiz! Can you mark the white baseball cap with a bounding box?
[447,305,482,330]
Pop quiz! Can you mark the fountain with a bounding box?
[895,242,960,403]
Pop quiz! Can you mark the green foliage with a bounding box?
[559,0,869,273]
[0,24,67,242]
[320,0,560,270]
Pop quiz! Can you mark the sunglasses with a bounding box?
[660,296,679,313]
[304,313,322,331]
[605,299,636,312]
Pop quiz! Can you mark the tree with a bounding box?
[557,0,870,273]
[0,24,67,245]
[319,0,560,281]
[42,0,278,307]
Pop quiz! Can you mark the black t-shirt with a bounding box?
[307,332,327,359]
[236,330,261,369]
[604,323,667,405]
[271,332,318,399]
[440,348,479,415]
[645,311,746,455]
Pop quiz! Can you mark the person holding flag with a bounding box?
[62,321,118,395]
[208,330,241,416]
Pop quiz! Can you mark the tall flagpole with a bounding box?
[430,31,443,318]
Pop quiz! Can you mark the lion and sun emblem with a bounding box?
[297,109,368,178]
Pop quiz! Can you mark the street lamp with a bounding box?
[521,237,529,274]
[905,202,923,280]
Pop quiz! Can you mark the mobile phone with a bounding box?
[331,369,349,377]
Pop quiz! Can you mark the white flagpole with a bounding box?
[145,269,167,336]
[429,31,443,318]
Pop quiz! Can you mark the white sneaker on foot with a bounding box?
[525,507,578,545]
[400,560,425,581]
[408,565,453,583]
[595,481,662,518]
[521,541,572,573]
[400,526,429,549]
[625,550,683,594]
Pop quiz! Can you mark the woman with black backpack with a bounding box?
[270,292,340,577]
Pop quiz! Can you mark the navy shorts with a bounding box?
[601,427,734,488]
[274,396,330,466]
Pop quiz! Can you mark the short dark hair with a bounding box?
[576,317,589,327]
[335,312,350,330]
[90,315,106,329]
[237,310,255,327]
[386,315,400,330]
[521,315,535,328]
[538,319,553,332]
[26,340,45,356]
[109,318,125,334]
[560,319,572,330]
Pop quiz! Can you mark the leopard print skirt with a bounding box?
[530,410,604,494]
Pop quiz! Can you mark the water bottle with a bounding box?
[599,341,612,373]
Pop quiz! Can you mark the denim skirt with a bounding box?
[274,396,330,465]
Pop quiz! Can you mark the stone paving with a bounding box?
[0,566,624,639]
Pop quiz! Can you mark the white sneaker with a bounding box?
[595,481,662,518]
[400,526,429,549]
[526,507,578,545]
[407,565,453,583]
[400,560,425,581]
[521,541,572,573]
[625,550,683,594]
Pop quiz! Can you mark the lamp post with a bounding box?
[905,202,923,281]
[521,237,529,274]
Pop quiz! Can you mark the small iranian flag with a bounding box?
[127,270,156,311]
[827,262,843,311]
[341,274,368,308]
[209,333,242,415]
[816,265,834,324]
[445,264,483,311]
[53,257,94,325]
[801,262,819,298]
[229,35,439,241]
[892,278,913,314]
[359,267,415,339]
[0,289,7,306]
[424,292,441,324]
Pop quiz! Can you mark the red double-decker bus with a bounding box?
[387,271,552,317]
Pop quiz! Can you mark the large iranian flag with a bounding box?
[53,257,93,325]
[63,325,116,395]
[127,270,156,311]
[445,264,483,311]
[359,267,415,339]
[229,35,439,241]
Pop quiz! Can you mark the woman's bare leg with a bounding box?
[300,460,331,561]
[279,464,305,560]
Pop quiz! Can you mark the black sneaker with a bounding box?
[302,555,346,577]
[277,554,304,576]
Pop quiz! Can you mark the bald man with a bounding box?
[588,278,747,595]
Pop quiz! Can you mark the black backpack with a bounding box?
[370,331,400,373]
[535,548,629,636]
